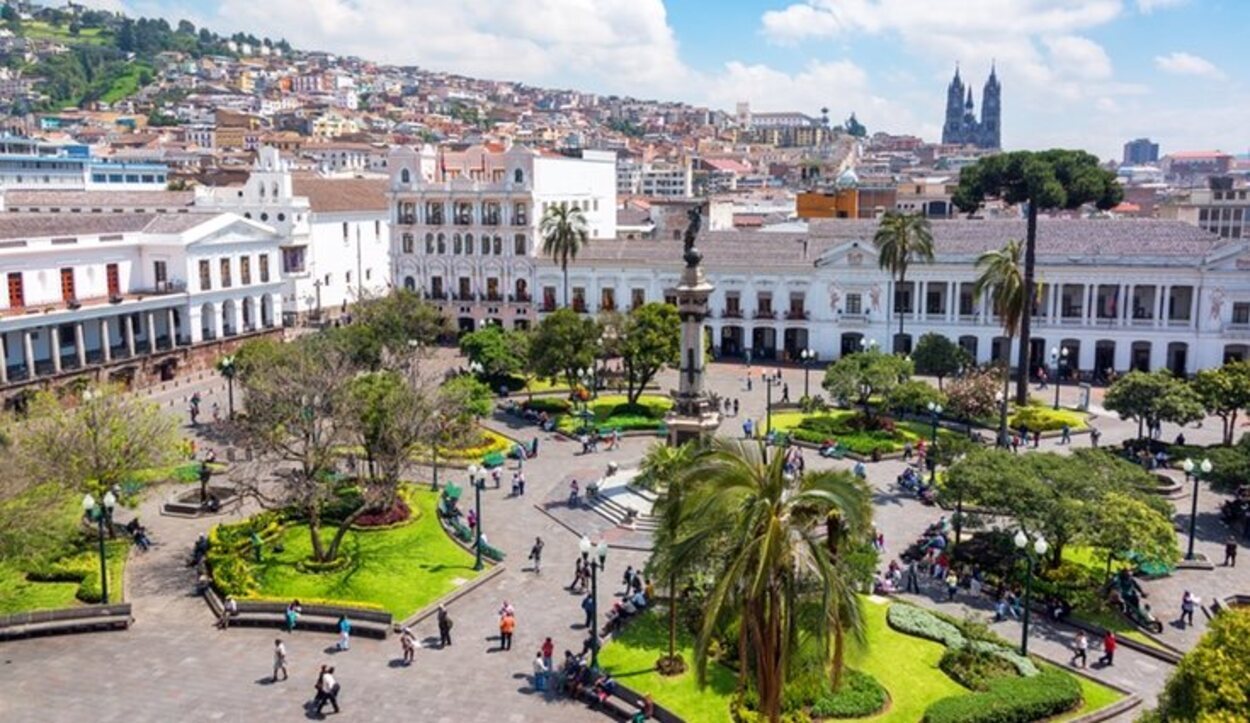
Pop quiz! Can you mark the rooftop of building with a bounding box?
[0,212,212,242]
[3,189,196,208]
[291,174,389,213]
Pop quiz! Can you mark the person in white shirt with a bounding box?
[532,650,549,692]
[272,639,288,682]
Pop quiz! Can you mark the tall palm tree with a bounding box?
[972,239,1030,446]
[873,212,935,353]
[673,439,872,722]
[540,204,589,308]
[642,441,698,673]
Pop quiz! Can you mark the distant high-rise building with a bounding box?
[1123,138,1160,165]
[940,66,1001,150]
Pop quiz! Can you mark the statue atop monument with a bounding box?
[683,205,703,268]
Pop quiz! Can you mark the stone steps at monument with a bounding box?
[588,494,661,532]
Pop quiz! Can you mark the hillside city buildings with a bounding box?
[1,1,1249,402]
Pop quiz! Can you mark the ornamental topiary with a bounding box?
[922,669,1081,723]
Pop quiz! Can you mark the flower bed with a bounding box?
[1007,405,1088,433]
[772,410,956,456]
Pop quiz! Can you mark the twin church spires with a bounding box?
[941,64,1001,150]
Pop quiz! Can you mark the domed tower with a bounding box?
[980,63,1002,149]
[941,66,965,145]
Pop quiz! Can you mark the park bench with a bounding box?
[568,677,681,722]
[0,603,133,641]
[482,451,506,469]
[202,587,391,639]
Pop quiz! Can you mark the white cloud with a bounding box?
[173,0,692,97]
[1154,51,1225,79]
[1042,35,1112,80]
[1137,0,1187,13]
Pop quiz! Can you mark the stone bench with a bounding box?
[0,603,133,641]
[203,588,391,639]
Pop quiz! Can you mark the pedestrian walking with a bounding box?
[316,666,340,715]
[733,399,739,417]
[782,383,790,403]
[905,560,920,594]
[400,626,417,665]
[532,650,549,692]
[437,604,453,648]
[622,565,635,596]
[211,401,221,423]
[1225,536,1238,567]
[1098,631,1116,666]
[1033,429,1041,448]
[336,614,351,651]
[272,639,288,682]
[529,536,544,573]
[1090,427,1101,447]
[1037,367,1048,389]
[945,571,959,601]
[499,612,516,651]
[1010,434,1020,453]
[1060,424,1072,445]
[517,471,526,496]
[1180,591,1197,628]
[1071,631,1088,668]
[582,594,595,629]
[542,636,554,670]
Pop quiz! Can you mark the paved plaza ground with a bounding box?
[1,351,1246,721]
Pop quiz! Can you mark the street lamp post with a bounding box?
[996,390,1008,448]
[1014,529,1049,657]
[578,536,609,670]
[217,355,237,419]
[1050,346,1068,410]
[800,348,815,399]
[82,491,117,605]
[764,372,781,436]
[1182,457,1213,560]
[927,401,943,486]
[469,464,483,571]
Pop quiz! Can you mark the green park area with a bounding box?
[522,394,673,435]
[770,408,959,456]
[599,598,1123,722]
[207,488,478,618]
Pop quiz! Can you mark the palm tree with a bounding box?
[972,239,1030,446]
[540,204,589,308]
[642,441,698,674]
[873,212,934,353]
[673,439,872,721]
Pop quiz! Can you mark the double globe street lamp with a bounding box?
[1049,346,1069,410]
[82,490,117,605]
[467,464,485,571]
[1182,457,1213,561]
[578,536,610,670]
[799,348,817,399]
[1014,530,1049,657]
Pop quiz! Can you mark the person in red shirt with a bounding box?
[1098,631,1116,666]
[541,636,554,669]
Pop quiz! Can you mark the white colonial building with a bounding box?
[387,143,617,332]
[0,212,284,388]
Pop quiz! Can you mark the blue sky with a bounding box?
[87,0,1246,159]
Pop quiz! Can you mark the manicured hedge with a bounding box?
[809,669,889,718]
[887,604,1037,677]
[1007,405,1087,433]
[922,670,1081,723]
[524,397,572,415]
[25,540,130,604]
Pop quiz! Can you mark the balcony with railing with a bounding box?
[721,308,743,319]
[785,309,809,321]
[509,292,532,304]
[753,309,775,320]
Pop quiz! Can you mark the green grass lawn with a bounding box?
[21,20,108,45]
[247,490,478,618]
[848,599,968,721]
[100,63,151,104]
[597,608,737,723]
[555,394,673,434]
[770,409,959,455]
[0,540,128,615]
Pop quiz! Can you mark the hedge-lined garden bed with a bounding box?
[207,488,479,618]
[552,395,673,435]
[771,410,960,457]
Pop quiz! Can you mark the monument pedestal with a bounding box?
[665,206,721,446]
[667,410,722,447]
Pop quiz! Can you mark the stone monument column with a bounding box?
[667,204,722,447]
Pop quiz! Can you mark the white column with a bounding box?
[74,322,86,368]
[100,318,112,363]
[167,308,178,347]
[1121,284,1130,324]
[1158,285,1169,327]
[189,306,204,344]
[210,302,223,340]
[229,300,242,336]
[270,294,283,327]
[914,281,924,322]
[0,334,8,384]
[1188,286,1198,328]
[146,312,157,352]
[124,314,136,356]
[23,330,35,378]
[947,282,956,322]
[50,325,62,374]
[1083,285,1094,326]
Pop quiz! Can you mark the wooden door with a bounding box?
[7,272,23,308]
[106,263,120,297]
[60,268,75,302]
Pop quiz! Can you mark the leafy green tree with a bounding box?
[540,204,589,307]
[1192,362,1250,445]
[673,440,872,717]
[458,325,528,381]
[885,379,946,416]
[873,211,934,351]
[1149,608,1250,723]
[821,349,913,420]
[14,384,180,498]
[1085,491,1180,580]
[1104,370,1204,440]
[442,375,493,419]
[953,150,1122,405]
[618,302,680,405]
[973,239,1029,443]
[529,309,601,390]
[351,289,448,359]
[911,333,971,390]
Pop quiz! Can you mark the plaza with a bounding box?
[1,345,1246,721]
